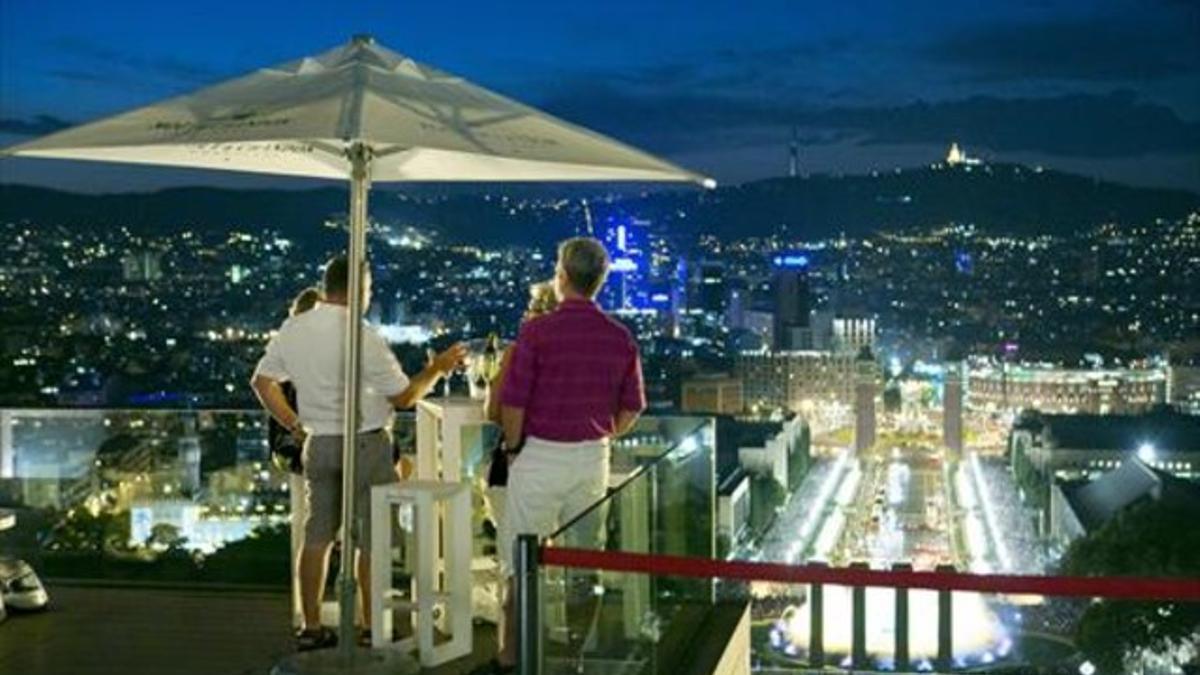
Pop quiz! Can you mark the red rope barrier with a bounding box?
[541,547,1200,601]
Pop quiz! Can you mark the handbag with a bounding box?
[486,437,509,487]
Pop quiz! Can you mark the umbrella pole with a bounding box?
[337,142,371,659]
[275,143,417,669]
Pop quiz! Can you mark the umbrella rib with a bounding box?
[338,63,369,141]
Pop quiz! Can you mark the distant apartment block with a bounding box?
[734,350,857,413]
[968,362,1167,415]
[681,374,745,415]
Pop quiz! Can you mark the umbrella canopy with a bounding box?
[4,35,712,186]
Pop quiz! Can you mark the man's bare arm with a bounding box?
[500,405,526,449]
[614,409,642,437]
[388,364,444,409]
[388,343,468,409]
[251,374,300,430]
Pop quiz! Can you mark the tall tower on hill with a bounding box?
[789,126,799,178]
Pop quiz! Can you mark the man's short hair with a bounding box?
[322,255,350,297]
[558,237,610,298]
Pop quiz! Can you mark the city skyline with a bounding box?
[2,5,1199,673]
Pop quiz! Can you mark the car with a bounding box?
[0,557,49,612]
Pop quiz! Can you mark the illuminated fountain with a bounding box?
[768,587,1012,669]
[760,449,1016,670]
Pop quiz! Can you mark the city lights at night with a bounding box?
[1,2,1199,674]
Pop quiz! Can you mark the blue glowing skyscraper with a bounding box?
[599,217,652,310]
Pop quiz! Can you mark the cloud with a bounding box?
[47,36,222,87]
[921,14,1200,83]
[548,36,859,100]
[539,81,1200,159]
[0,114,73,136]
[815,91,1200,157]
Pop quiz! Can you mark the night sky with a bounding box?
[1,0,1198,192]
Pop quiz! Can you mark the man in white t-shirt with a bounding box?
[251,255,465,649]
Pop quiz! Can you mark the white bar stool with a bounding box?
[369,480,472,667]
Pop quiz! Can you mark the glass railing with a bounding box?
[0,408,711,596]
[538,415,717,674]
[534,442,1200,674]
[0,408,420,587]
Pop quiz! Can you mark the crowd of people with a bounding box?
[1017,598,1087,637]
[250,237,646,675]
[977,459,1049,574]
[756,458,836,563]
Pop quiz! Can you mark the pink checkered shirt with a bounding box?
[500,298,646,442]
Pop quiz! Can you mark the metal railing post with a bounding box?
[850,561,868,669]
[516,534,541,675]
[892,562,911,671]
[936,563,955,671]
[808,561,825,668]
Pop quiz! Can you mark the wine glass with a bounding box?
[462,335,507,399]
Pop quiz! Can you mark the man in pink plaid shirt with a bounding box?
[490,237,646,673]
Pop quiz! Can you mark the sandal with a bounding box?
[295,626,338,651]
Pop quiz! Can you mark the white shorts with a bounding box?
[498,436,609,576]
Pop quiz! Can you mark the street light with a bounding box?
[1137,442,1157,464]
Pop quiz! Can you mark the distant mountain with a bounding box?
[660,163,1200,239]
[3,162,1197,245]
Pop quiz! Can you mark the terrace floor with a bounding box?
[0,583,497,675]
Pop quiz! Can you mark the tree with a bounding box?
[1060,499,1200,674]
[146,522,187,550]
[749,475,785,539]
[201,523,290,585]
[52,509,129,553]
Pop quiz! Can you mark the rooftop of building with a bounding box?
[1014,407,1200,453]
[1059,457,1200,533]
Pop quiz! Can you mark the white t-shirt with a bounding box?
[253,302,410,436]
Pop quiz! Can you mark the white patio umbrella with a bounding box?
[3,33,710,670]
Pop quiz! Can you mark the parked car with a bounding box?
[0,557,49,612]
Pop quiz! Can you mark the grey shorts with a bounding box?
[301,431,398,550]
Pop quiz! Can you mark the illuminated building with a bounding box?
[1169,362,1200,415]
[968,361,1168,414]
[945,141,982,167]
[772,252,813,351]
[717,471,751,558]
[736,416,808,490]
[599,217,652,310]
[831,313,875,354]
[177,415,202,494]
[1010,408,1200,481]
[681,374,744,415]
[943,362,964,458]
[735,351,857,413]
[121,250,162,282]
[227,264,251,284]
[854,348,877,453]
[129,499,281,554]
